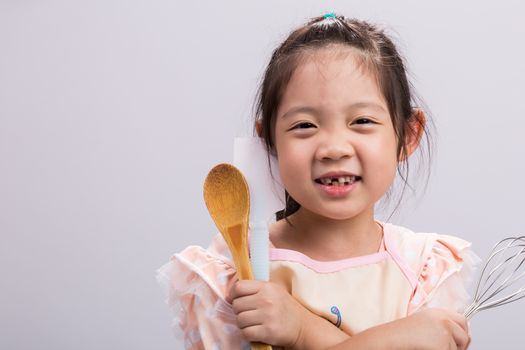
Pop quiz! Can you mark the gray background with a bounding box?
[1,0,524,349]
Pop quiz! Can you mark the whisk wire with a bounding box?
[479,249,525,301]
[464,236,525,320]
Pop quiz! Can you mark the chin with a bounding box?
[327,213,360,221]
[316,207,363,221]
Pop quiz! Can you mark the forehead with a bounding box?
[278,46,386,114]
[299,45,367,72]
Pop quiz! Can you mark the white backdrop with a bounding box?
[1,0,524,349]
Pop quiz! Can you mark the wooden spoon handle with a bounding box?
[225,226,272,349]
[251,342,272,350]
[225,224,254,280]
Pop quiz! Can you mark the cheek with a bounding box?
[275,140,309,187]
[383,148,399,184]
[277,146,302,179]
[362,137,399,179]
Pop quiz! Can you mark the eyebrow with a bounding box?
[280,102,387,119]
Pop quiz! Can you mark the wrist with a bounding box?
[292,310,314,350]
[291,309,350,350]
[290,313,315,350]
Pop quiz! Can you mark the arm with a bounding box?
[321,308,471,350]
[227,281,470,350]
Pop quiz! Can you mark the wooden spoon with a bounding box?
[203,163,272,350]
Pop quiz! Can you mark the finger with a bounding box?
[447,311,469,335]
[465,335,472,350]
[231,294,259,314]
[236,308,263,329]
[465,321,472,350]
[448,318,469,350]
[240,324,267,343]
[228,280,263,302]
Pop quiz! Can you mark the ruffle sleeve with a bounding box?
[156,233,251,350]
[407,234,482,315]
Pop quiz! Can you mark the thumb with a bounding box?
[225,285,233,304]
[225,277,239,305]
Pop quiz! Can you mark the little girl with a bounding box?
[157,13,480,350]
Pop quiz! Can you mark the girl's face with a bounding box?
[274,47,398,221]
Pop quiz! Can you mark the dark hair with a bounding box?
[252,14,434,226]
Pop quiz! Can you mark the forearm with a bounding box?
[324,320,406,350]
[288,310,407,350]
[289,309,351,350]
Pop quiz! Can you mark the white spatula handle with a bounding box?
[249,220,269,281]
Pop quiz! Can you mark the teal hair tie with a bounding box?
[323,12,336,19]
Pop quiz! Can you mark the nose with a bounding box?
[315,133,356,161]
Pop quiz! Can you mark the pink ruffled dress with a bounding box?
[156,221,480,349]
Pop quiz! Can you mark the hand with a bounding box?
[225,279,307,348]
[391,308,471,350]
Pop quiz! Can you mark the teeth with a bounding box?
[320,176,357,186]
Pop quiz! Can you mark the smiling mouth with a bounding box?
[314,175,361,186]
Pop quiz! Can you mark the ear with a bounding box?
[399,109,425,161]
[255,119,263,137]
[255,119,279,158]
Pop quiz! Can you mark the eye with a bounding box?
[292,122,316,130]
[353,117,375,125]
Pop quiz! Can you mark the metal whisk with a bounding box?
[464,236,525,320]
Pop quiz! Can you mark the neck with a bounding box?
[283,206,382,260]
